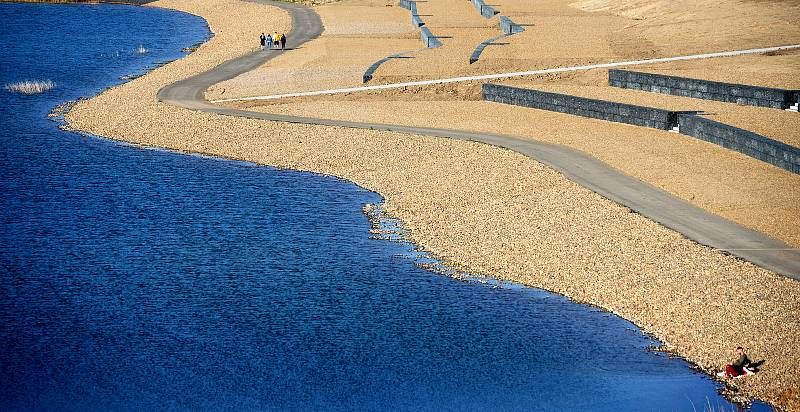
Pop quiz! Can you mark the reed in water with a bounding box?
[5,80,55,95]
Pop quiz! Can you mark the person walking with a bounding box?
[274,32,280,49]
[259,32,266,51]
[280,33,287,50]
[266,33,273,50]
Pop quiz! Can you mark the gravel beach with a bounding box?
[64,0,800,409]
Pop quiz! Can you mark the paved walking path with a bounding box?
[158,0,800,280]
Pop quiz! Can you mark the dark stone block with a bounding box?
[676,115,799,174]
[485,84,797,174]
[609,69,796,110]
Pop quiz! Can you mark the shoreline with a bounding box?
[55,124,760,407]
[56,0,800,410]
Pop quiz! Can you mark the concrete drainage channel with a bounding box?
[483,81,800,174]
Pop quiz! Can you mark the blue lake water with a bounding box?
[0,3,772,411]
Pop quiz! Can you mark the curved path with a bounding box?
[158,1,800,280]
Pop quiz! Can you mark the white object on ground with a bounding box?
[210,44,800,103]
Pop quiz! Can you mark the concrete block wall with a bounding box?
[498,16,524,34]
[610,70,798,110]
[678,114,800,174]
[483,84,678,130]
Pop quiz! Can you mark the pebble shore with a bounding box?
[64,0,800,410]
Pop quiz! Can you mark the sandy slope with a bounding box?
[206,0,421,99]
[64,0,800,409]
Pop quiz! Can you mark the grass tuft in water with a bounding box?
[5,80,55,95]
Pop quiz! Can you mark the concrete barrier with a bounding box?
[469,0,498,18]
[498,16,524,34]
[420,27,442,48]
[398,0,439,48]
[469,34,510,64]
[609,70,798,110]
[678,114,800,174]
[399,0,416,13]
[483,84,679,130]
[469,17,524,63]
[363,51,413,83]
[480,4,497,18]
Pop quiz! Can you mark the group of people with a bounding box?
[260,32,286,51]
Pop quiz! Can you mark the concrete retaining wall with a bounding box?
[678,114,800,174]
[498,16,524,34]
[610,70,798,110]
[483,84,678,130]
[482,84,800,174]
